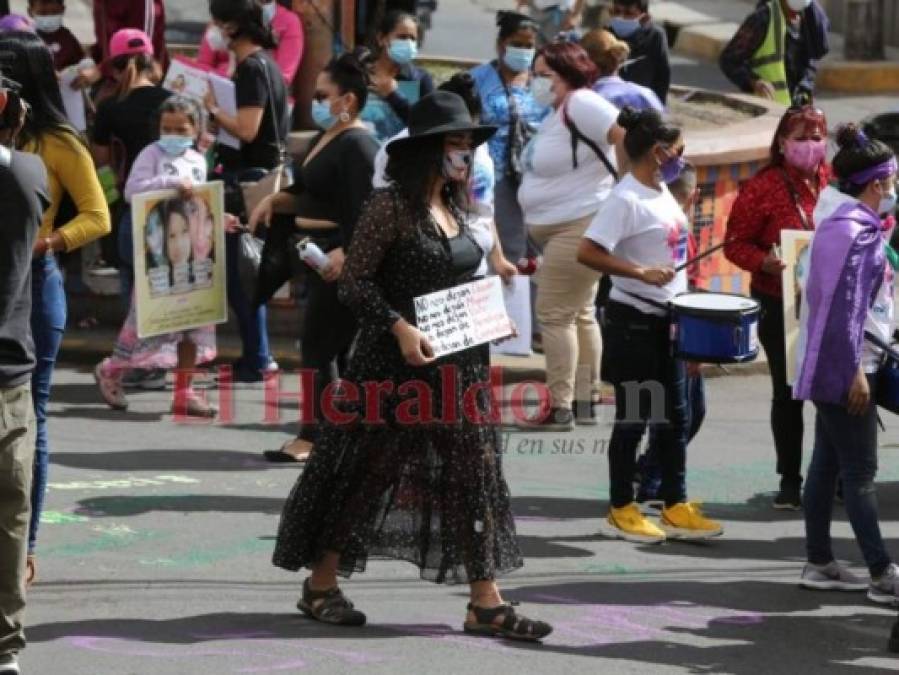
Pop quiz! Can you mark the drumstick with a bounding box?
[674,238,737,273]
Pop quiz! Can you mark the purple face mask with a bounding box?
[660,155,687,184]
[783,139,826,172]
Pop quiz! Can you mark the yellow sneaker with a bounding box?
[661,502,723,540]
[606,503,666,544]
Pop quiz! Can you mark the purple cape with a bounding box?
[794,201,885,405]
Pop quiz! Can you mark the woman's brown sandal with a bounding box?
[296,578,366,626]
[463,602,553,642]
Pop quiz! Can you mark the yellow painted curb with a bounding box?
[817,61,899,93]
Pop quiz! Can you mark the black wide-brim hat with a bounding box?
[386,90,497,155]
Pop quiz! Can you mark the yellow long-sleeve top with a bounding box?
[26,131,110,251]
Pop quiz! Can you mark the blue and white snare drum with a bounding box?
[671,293,761,364]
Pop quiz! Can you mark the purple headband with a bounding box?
[0,14,34,33]
[848,156,898,185]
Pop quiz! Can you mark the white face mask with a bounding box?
[206,25,230,52]
[261,2,277,26]
[880,189,898,216]
[34,14,64,33]
[530,76,554,108]
[786,0,812,12]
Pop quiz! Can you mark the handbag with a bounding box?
[495,63,536,185]
[237,229,264,305]
[865,329,899,415]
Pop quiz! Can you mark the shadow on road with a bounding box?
[48,406,165,422]
[23,581,897,671]
[499,579,896,671]
[51,450,296,473]
[26,612,456,644]
[74,494,287,517]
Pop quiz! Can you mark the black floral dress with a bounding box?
[272,186,523,584]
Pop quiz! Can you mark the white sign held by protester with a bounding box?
[59,68,87,132]
[414,277,513,358]
[208,72,240,150]
[163,57,212,103]
[490,274,532,357]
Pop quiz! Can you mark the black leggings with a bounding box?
[754,291,804,486]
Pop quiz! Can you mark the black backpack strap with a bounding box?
[562,97,619,181]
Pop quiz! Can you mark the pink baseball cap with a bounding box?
[108,28,154,60]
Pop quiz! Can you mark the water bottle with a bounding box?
[296,237,331,273]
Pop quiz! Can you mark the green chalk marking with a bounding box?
[138,536,272,568]
[40,511,88,525]
[42,525,167,558]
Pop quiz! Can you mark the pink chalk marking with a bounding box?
[522,594,765,645]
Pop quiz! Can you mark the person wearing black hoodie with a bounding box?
[607,0,671,105]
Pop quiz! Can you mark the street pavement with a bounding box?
[15,1,899,673]
[21,366,899,674]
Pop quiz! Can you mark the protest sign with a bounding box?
[132,182,228,339]
[414,276,513,358]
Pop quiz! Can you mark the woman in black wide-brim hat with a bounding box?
[272,91,553,642]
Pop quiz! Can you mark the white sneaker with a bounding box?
[868,563,899,605]
[799,561,867,591]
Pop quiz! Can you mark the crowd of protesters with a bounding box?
[3,0,899,670]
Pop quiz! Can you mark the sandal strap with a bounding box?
[303,580,355,612]
[468,602,545,636]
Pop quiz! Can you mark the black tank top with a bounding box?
[448,231,483,282]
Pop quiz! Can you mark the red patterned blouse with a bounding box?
[724,163,830,299]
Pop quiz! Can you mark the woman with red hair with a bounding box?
[517,41,625,431]
[724,105,829,510]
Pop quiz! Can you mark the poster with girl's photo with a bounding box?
[132,182,227,339]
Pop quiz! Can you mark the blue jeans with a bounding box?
[29,254,67,553]
[225,231,271,370]
[603,302,689,508]
[638,374,707,499]
[117,207,134,308]
[804,379,891,577]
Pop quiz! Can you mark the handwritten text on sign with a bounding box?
[414,277,514,358]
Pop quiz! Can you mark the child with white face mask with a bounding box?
[95,95,220,418]
[28,0,89,72]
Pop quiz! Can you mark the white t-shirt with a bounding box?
[584,173,688,316]
[864,259,895,373]
[518,88,619,226]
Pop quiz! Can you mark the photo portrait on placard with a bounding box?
[132,182,227,339]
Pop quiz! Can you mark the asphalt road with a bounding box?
[19,365,899,674]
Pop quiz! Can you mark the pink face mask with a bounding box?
[783,139,826,172]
